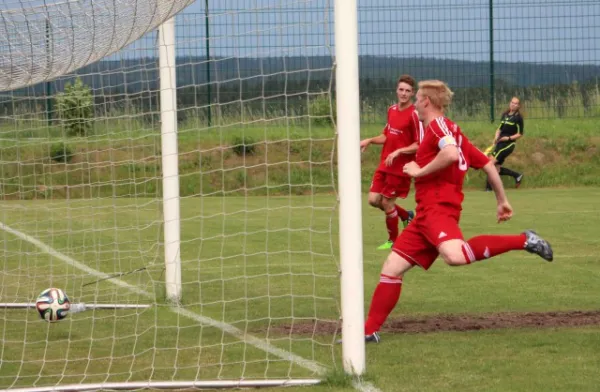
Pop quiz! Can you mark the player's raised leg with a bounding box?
[414,208,550,266]
[437,230,553,267]
[438,162,553,265]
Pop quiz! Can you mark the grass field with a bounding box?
[1,187,599,391]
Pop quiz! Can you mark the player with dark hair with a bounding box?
[363,81,553,343]
[360,75,421,250]
[486,97,525,191]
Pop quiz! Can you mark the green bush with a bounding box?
[231,136,256,156]
[55,78,94,136]
[50,142,74,163]
[309,93,336,126]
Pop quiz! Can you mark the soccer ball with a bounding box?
[35,288,71,322]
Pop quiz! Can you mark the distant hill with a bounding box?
[35,55,600,93]
[4,56,599,122]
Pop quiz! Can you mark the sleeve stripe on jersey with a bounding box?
[435,117,452,137]
[434,117,458,150]
[412,111,425,143]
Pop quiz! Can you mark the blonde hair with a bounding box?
[418,80,454,110]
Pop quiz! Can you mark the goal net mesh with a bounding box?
[0,0,340,389]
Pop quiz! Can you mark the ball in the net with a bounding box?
[35,288,71,322]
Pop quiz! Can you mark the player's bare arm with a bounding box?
[493,128,501,144]
[360,133,386,152]
[402,144,459,178]
[482,161,513,222]
[384,142,419,166]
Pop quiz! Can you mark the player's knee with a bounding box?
[368,198,381,208]
[440,250,466,266]
[437,240,467,266]
[380,198,394,211]
[368,195,382,209]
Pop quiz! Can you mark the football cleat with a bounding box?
[335,331,381,344]
[365,332,381,343]
[515,174,524,188]
[524,230,553,262]
[377,240,393,250]
[403,210,415,228]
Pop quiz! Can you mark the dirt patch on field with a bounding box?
[384,310,600,334]
[272,311,600,336]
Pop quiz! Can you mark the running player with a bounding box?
[486,97,525,190]
[360,75,421,250]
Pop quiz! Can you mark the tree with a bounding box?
[55,78,94,136]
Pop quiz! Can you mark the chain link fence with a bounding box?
[2,0,599,124]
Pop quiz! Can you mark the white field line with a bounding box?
[0,220,382,392]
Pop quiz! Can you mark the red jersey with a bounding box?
[414,116,490,211]
[377,104,420,176]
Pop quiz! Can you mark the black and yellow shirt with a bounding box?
[498,111,524,140]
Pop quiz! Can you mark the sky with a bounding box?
[2,0,599,65]
[169,0,600,65]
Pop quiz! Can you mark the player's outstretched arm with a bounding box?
[360,134,386,152]
[369,134,387,145]
[482,161,513,222]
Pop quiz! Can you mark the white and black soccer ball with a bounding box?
[35,288,71,322]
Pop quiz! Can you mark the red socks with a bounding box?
[462,234,526,263]
[385,209,399,242]
[395,204,409,221]
[364,274,403,335]
[364,235,526,335]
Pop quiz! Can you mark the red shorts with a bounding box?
[369,170,411,199]
[391,205,464,270]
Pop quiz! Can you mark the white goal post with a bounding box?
[157,16,183,304]
[0,0,365,389]
[334,0,366,376]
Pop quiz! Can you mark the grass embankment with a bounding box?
[0,117,597,199]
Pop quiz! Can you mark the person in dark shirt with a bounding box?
[486,97,524,190]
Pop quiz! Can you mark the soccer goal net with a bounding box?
[0,0,365,390]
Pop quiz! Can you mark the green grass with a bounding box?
[1,188,600,391]
[0,116,598,200]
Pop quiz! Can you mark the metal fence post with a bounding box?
[489,0,495,123]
